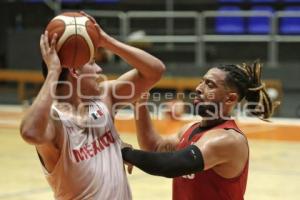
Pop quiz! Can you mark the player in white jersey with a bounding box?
[20,12,165,200]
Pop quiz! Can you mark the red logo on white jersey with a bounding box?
[91,109,104,120]
[72,130,115,162]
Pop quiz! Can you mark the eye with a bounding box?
[205,80,214,88]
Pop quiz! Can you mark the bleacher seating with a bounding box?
[218,0,244,3]
[249,0,277,3]
[283,0,300,2]
[248,6,273,34]
[280,6,300,34]
[215,6,245,34]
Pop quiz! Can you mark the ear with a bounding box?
[68,68,79,79]
[225,92,238,105]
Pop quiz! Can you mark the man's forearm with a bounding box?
[20,71,60,143]
[122,145,204,178]
[134,103,163,151]
[102,36,165,81]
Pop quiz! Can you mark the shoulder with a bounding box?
[196,128,247,157]
[193,128,248,170]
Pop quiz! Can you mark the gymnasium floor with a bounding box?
[0,106,300,200]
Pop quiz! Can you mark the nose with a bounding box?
[195,80,204,95]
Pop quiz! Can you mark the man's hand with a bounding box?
[40,31,61,73]
[121,141,134,174]
[80,11,110,48]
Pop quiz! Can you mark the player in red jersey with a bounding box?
[122,62,278,200]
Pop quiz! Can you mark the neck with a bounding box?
[56,85,82,108]
[201,117,228,128]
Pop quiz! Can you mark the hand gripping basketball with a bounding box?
[80,11,109,48]
[45,12,100,68]
[40,31,62,73]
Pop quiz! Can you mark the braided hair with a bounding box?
[216,61,279,120]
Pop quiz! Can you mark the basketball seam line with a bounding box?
[72,16,78,68]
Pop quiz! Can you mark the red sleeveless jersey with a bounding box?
[173,120,249,200]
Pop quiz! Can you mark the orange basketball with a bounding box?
[45,12,99,69]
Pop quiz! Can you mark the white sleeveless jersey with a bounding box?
[41,100,132,200]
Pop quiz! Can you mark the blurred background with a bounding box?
[0,0,300,200]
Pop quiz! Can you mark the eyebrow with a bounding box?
[203,77,218,87]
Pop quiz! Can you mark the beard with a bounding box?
[194,101,221,119]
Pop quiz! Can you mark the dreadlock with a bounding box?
[216,61,279,120]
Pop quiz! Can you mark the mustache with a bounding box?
[194,93,204,100]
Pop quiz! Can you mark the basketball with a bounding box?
[45,12,99,68]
